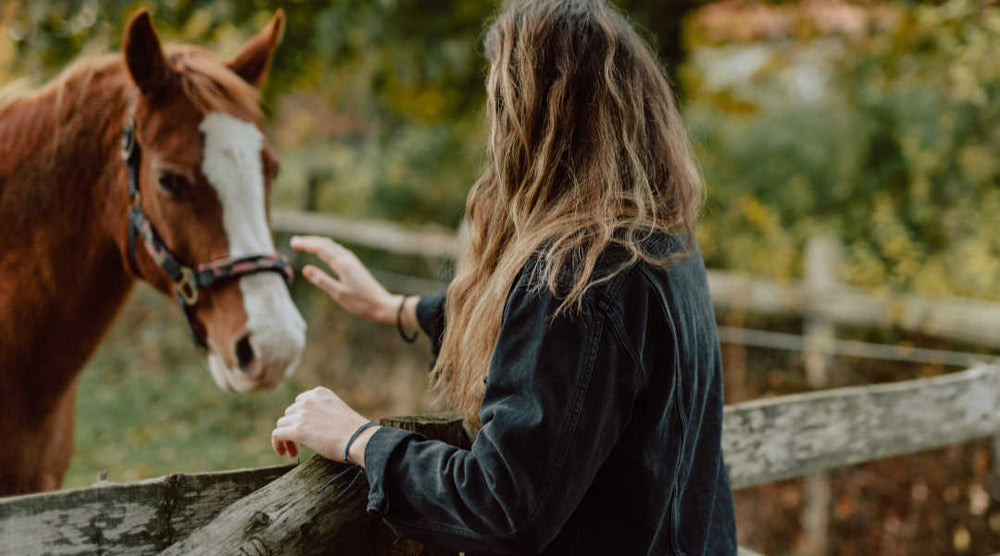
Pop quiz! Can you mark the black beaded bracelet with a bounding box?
[343,420,379,463]
[396,295,419,343]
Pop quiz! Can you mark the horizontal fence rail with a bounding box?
[716,326,996,368]
[0,465,292,555]
[2,366,996,555]
[271,210,1000,349]
[272,209,458,258]
[723,364,1000,489]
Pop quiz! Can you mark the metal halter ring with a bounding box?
[176,267,200,306]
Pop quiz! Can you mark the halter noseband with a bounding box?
[121,91,293,349]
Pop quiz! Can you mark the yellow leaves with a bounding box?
[946,239,1000,299]
[846,242,889,293]
[948,62,988,106]
[957,145,996,185]
[385,83,447,123]
[870,194,920,279]
[701,195,799,281]
[909,259,952,298]
[739,195,781,236]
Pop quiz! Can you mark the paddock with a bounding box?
[1,364,997,555]
[2,212,998,554]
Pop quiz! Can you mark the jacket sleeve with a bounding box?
[415,291,446,359]
[364,274,643,554]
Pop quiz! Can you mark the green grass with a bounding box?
[64,283,436,489]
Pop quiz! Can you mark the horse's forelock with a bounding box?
[165,45,263,123]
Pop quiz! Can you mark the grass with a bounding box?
[64,282,439,489]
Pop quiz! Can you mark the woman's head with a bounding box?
[437,0,704,424]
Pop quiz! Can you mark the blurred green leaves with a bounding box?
[1,0,995,298]
[688,0,999,299]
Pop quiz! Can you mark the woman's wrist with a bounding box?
[400,295,420,332]
[347,425,381,468]
[380,294,421,332]
[377,294,406,325]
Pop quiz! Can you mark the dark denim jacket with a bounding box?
[364,237,737,555]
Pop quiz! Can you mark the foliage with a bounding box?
[2,1,995,300]
[685,0,999,299]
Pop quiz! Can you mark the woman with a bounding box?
[272,0,737,553]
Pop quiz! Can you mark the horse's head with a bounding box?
[118,10,305,392]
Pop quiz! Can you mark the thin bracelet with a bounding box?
[396,295,419,343]
[343,420,379,463]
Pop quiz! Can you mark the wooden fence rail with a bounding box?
[723,364,1000,488]
[2,365,997,555]
[271,210,1000,349]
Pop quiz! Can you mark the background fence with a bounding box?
[271,208,1000,554]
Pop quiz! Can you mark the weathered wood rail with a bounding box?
[723,364,1000,488]
[1,365,996,555]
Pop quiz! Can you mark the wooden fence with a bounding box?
[1,210,994,554]
[271,210,1000,349]
[272,209,999,554]
[2,364,997,555]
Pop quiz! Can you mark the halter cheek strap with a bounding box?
[121,92,294,349]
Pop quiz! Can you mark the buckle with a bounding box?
[176,267,200,306]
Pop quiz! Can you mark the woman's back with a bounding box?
[546,236,735,554]
[364,236,736,555]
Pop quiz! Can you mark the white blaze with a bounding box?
[199,111,306,390]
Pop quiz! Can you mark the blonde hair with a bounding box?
[433,0,705,425]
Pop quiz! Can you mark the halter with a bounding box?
[121,91,293,349]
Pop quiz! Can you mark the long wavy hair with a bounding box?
[434,0,704,425]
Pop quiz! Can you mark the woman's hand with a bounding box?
[271,386,380,467]
[290,235,400,325]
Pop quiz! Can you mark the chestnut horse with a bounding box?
[0,10,306,495]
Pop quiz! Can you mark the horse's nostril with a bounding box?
[235,334,255,371]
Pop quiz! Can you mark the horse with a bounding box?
[0,9,306,495]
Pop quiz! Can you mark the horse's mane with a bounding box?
[0,45,262,122]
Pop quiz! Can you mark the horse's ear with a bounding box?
[227,9,285,89]
[122,10,175,96]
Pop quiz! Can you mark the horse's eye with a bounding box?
[158,171,190,196]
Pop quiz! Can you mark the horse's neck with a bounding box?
[0,64,135,420]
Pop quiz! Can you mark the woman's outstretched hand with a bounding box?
[271,386,379,467]
[290,235,401,325]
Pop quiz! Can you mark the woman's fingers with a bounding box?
[271,428,287,455]
[303,265,346,299]
[271,426,300,457]
[289,235,398,324]
[290,236,350,272]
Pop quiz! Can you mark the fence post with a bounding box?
[159,413,468,556]
[802,236,841,555]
